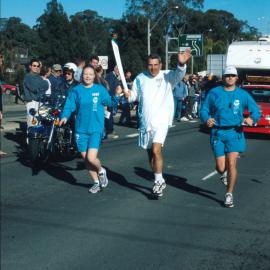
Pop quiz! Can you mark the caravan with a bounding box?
[226,39,270,134]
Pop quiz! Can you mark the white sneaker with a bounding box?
[152,180,166,197]
[89,182,101,194]
[181,116,189,121]
[224,192,234,208]
[220,171,228,186]
[98,168,108,188]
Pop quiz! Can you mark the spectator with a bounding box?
[173,79,188,122]
[89,55,99,69]
[48,64,63,95]
[40,65,52,96]
[118,83,131,126]
[183,75,198,120]
[74,57,85,82]
[23,58,49,127]
[105,65,121,138]
[125,71,133,89]
[96,65,109,90]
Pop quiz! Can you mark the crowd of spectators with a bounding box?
[21,55,224,140]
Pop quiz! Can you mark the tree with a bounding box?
[70,10,111,60]
[35,0,71,64]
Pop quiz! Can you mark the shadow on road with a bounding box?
[244,133,270,140]
[42,162,89,188]
[105,167,157,200]
[134,167,223,205]
[3,123,30,166]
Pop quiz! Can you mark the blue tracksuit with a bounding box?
[61,83,118,135]
[200,86,261,157]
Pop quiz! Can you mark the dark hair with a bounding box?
[40,65,50,76]
[89,55,99,62]
[75,57,85,66]
[147,54,162,64]
[29,58,40,66]
[95,65,103,74]
[82,65,99,84]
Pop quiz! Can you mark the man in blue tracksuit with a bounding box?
[60,66,120,194]
[200,66,261,208]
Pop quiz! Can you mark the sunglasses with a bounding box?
[32,64,40,68]
[225,74,237,78]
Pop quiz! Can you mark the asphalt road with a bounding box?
[1,120,270,270]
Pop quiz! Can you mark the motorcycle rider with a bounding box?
[56,63,79,151]
[56,63,79,98]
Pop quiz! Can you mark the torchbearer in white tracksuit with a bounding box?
[123,50,191,197]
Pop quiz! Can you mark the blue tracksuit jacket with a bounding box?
[61,84,119,134]
[200,86,261,127]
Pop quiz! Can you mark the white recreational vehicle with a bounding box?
[226,39,270,82]
[226,39,270,135]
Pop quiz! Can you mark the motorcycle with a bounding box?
[27,94,76,164]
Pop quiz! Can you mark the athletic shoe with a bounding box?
[89,182,101,194]
[224,192,234,208]
[152,180,166,197]
[220,171,228,186]
[98,168,108,188]
[181,116,189,121]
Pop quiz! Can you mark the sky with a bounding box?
[1,0,270,34]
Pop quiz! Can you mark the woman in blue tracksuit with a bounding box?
[60,65,121,193]
[200,66,261,208]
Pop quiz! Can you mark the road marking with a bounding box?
[126,133,139,138]
[202,170,218,180]
[189,120,198,123]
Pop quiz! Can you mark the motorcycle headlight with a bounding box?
[38,105,50,117]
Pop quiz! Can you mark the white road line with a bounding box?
[202,170,218,181]
[126,133,139,138]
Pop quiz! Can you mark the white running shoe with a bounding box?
[98,168,108,188]
[89,182,101,194]
[152,180,166,197]
[224,192,234,208]
[181,116,189,121]
[220,171,228,186]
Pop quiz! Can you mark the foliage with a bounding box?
[0,0,260,82]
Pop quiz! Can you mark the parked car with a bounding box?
[0,81,17,95]
[242,84,270,134]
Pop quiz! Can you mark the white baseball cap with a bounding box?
[223,66,238,76]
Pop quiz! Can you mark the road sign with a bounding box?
[179,34,203,56]
[98,56,108,70]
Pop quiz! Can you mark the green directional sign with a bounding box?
[179,34,203,57]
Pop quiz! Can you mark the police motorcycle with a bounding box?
[27,94,76,164]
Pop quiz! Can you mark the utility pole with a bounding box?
[147,5,179,56]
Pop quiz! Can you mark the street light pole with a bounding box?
[147,5,179,56]
[165,34,169,69]
[148,19,151,55]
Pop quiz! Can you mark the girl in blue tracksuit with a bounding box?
[200,66,261,208]
[60,65,120,193]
